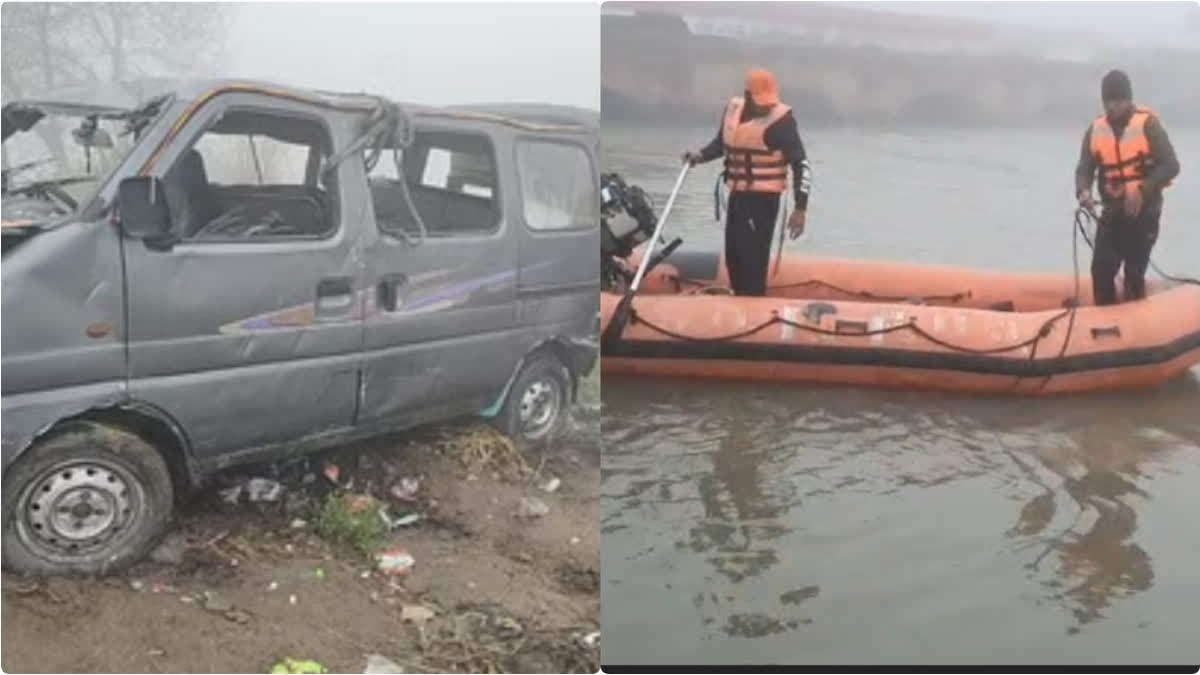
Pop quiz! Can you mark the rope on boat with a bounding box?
[1075,207,1200,287]
[625,215,1083,369]
[1023,209,1088,391]
[677,276,973,305]
[628,305,1072,357]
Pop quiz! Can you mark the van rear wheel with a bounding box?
[2,423,173,576]
[496,353,572,445]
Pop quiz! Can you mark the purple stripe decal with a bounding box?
[222,260,560,332]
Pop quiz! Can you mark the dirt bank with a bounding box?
[1,387,599,674]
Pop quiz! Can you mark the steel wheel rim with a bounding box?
[518,376,562,439]
[15,459,144,563]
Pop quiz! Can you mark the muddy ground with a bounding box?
[1,375,599,674]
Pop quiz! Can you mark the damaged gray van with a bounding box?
[1,79,599,575]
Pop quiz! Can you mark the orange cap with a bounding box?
[745,68,780,107]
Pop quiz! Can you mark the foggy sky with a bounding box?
[604,1,1199,48]
[226,2,598,110]
[853,1,1200,42]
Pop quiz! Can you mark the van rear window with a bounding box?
[515,140,596,232]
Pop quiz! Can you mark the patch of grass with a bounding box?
[311,493,389,559]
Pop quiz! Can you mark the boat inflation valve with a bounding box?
[803,302,838,324]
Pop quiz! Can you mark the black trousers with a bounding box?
[1091,207,1160,305]
[724,191,781,296]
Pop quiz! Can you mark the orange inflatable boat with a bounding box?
[600,249,1200,395]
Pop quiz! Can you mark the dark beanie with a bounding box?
[1101,69,1133,102]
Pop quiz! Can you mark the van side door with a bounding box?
[122,91,366,457]
[358,123,521,427]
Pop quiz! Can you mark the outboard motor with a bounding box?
[601,172,679,291]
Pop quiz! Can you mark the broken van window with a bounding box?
[168,108,338,241]
[195,134,311,185]
[367,131,500,238]
[2,108,137,216]
[515,140,596,231]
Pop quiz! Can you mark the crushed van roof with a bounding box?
[7,78,597,134]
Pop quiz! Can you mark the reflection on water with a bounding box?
[601,126,1200,666]
[689,414,789,584]
[1008,423,1162,629]
[602,374,1200,664]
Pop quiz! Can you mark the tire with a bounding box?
[495,353,572,445]
[2,422,174,576]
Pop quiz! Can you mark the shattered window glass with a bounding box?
[515,140,596,231]
[367,131,500,238]
[2,113,135,213]
[168,109,337,241]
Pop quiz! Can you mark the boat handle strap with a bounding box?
[835,320,870,335]
[1090,325,1122,339]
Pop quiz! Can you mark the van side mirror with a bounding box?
[116,175,173,241]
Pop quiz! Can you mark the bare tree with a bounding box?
[1,2,231,100]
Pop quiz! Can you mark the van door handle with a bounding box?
[377,274,408,312]
[315,276,354,318]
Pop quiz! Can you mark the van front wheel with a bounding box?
[496,354,572,445]
[2,423,174,576]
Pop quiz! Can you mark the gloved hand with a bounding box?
[682,151,703,166]
[1076,189,1095,212]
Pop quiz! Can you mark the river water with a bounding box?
[600,124,1200,666]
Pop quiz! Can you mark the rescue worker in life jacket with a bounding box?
[683,68,812,297]
[1075,69,1180,305]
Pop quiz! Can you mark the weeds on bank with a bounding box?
[308,423,546,563]
[311,493,389,559]
[416,607,596,674]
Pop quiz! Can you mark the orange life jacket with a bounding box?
[1089,106,1171,200]
[721,96,792,194]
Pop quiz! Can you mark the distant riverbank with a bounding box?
[601,13,1200,128]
